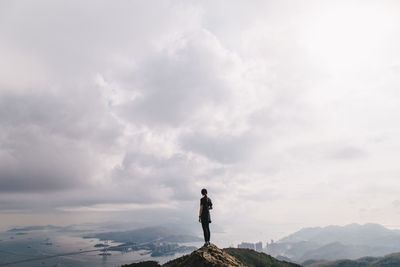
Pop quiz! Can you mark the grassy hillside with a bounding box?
[121,261,161,267]
[224,248,301,267]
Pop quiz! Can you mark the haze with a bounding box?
[1,0,400,243]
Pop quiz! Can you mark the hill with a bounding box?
[224,247,301,267]
[304,252,400,267]
[122,244,301,267]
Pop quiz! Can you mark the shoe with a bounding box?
[203,243,208,247]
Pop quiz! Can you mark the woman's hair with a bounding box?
[201,188,207,195]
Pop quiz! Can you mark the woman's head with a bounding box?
[201,188,207,195]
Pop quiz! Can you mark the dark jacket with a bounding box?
[200,196,212,223]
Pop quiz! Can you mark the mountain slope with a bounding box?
[122,244,301,267]
[224,247,301,267]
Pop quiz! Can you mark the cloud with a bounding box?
[0,85,123,193]
[329,145,367,160]
[111,151,200,201]
[180,131,257,164]
[2,0,400,237]
[115,30,237,126]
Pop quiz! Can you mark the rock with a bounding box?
[164,244,245,267]
[121,260,161,267]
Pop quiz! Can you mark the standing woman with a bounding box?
[199,188,212,246]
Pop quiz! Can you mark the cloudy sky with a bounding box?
[2,0,400,242]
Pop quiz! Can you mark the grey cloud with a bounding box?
[0,1,201,83]
[117,30,234,126]
[0,89,122,144]
[0,129,95,192]
[393,200,400,209]
[180,131,256,164]
[113,151,204,201]
[0,87,122,192]
[288,143,368,162]
[328,146,367,160]
[2,0,400,234]
[237,189,283,202]
[0,149,210,211]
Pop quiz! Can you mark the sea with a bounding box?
[0,229,204,267]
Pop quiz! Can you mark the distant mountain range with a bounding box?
[122,244,301,267]
[267,223,400,264]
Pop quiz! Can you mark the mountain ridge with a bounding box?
[122,243,301,267]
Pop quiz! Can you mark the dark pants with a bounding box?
[201,221,210,242]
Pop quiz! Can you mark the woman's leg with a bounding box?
[202,221,210,243]
[206,222,210,242]
[201,221,208,242]
[207,223,211,243]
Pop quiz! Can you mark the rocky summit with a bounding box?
[164,244,245,267]
[122,243,301,267]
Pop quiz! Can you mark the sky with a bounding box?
[1,0,400,243]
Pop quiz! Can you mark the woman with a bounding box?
[199,188,212,246]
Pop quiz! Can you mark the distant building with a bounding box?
[238,242,255,250]
[255,241,263,252]
[237,241,264,251]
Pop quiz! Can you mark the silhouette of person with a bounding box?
[199,188,212,246]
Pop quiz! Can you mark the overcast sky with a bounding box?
[2,0,400,243]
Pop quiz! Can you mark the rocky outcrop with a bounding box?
[164,244,245,267]
[122,243,301,267]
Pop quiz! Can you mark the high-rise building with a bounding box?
[255,241,263,252]
[237,242,255,250]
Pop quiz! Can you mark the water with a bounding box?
[0,230,197,267]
